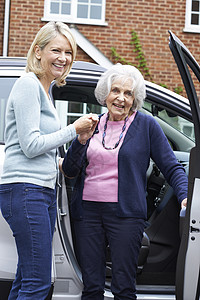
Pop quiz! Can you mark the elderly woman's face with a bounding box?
[106,78,134,121]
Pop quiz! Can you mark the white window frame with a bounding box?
[184,0,200,33]
[55,100,107,149]
[42,0,107,26]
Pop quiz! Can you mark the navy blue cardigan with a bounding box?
[62,111,188,220]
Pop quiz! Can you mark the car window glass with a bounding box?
[143,101,195,142]
[0,78,17,143]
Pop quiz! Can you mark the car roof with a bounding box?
[0,57,27,67]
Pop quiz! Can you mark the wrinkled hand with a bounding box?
[181,198,187,208]
[74,113,99,144]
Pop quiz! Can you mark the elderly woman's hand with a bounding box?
[181,198,187,208]
[77,114,99,145]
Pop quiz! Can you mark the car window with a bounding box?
[0,77,17,143]
[143,101,195,142]
[55,96,195,151]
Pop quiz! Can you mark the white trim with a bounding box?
[69,26,113,68]
[183,26,200,33]
[184,0,200,33]
[43,0,107,26]
[3,0,11,57]
[41,16,108,26]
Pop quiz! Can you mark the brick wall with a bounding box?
[76,47,95,64]
[76,0,200,96]
[8,0,44,56]
[1,0,200,96]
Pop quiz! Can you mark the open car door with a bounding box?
[169,31,200,300]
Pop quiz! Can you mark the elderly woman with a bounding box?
[61,64,188,300]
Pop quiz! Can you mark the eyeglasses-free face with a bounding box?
[34,33,73,89]
[106,78,134,121]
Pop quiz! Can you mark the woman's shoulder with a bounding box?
[9,73,42,106]
[12,72,39,92]
[134,111,163,135]
[136,111,157,124]
[18,72,39,84]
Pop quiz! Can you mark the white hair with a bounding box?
[95,64,146,110]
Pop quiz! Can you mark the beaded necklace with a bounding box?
[102,113,129,150]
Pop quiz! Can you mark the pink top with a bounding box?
[82,112,136,202]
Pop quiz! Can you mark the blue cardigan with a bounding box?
[62,111,188,220]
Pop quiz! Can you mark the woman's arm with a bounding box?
[150,119,188,203]
[61,137,88,178]
[12,76,97,158]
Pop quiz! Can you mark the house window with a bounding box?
[43,0,107,25]
[184,0,200,32]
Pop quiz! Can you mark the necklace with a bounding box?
[102,113,129,150]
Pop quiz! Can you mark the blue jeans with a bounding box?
[73,201,145,300]
[0,183,57,300]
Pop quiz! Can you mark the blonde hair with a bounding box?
[26,21,77,87]
[95,64,146,110]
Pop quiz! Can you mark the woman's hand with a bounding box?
[74,114,99,144]
[73,114,98,135]
[59,157,65,175]
[181,198,187,208]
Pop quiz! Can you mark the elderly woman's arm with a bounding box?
[150,118,188,204]
[60,137,88,178]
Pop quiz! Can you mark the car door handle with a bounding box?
[58,209,67,218]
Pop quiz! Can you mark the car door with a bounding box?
[169,30,200,300]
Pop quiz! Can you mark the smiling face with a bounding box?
[34,33,72,91]
[106,77,134,121]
